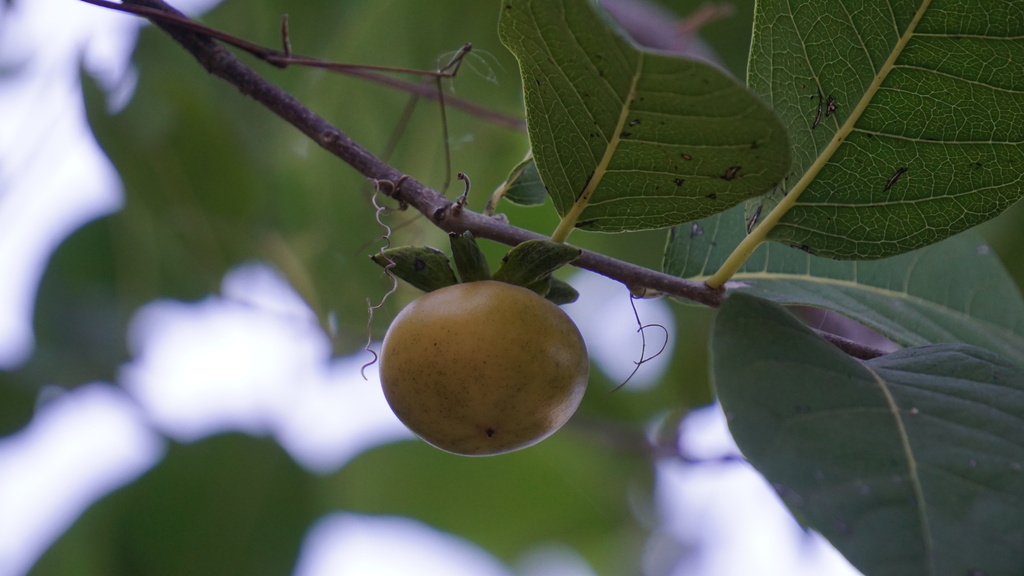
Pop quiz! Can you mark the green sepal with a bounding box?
[370,246,458,293]
[545,277,580,305]
[525,276,552,298]
[448,231,491,283]
[493,239,581,289]
[521,276,580,305]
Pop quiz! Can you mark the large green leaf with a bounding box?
[740,0,1024,260]
[712,293,1024,576]
[498,0,790,236]
[665,206,1024,359]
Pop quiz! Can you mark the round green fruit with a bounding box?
[379,280,589,456]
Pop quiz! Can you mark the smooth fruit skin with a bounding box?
[379,280,589,456]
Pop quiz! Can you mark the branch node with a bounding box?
[319,129,341,146]
[703,281,726,296]
[432,204,451,222]
[368,175,409,205]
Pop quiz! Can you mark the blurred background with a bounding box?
[4,0,1022,574]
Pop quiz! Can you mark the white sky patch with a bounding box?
[562,270,674,391]
[292,513,515,576]
[0,0,222,369]
[273,353,413,474]
[515,544,598,576]
[121,264,330,441]
[121,262,410,471]
[0,0,129,367]
[0,384,164,576]
[653,404,864,576]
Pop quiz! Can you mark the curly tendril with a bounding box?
[360,179,406,379]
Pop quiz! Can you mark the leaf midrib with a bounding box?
[705,0,935,287]
[549,51,644,242]
[867,364,937,574]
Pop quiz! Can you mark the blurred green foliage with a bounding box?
[17,0,1024,573]
[8,1,753,575]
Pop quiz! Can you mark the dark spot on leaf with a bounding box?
[972,161,984,169]
[865,133,873,138]
[575,219,597,228]
[619,131,632,138]
[674,178,685,186]
[746,205,763,234]
[884,167,907,191]
[750,140,759,149]
[722,166,741,180]
[792,244,816,255]
[705,193,718,200]
[629,119,640,126]
[486,428,495,437]
[413,258,425,271]
[681,153,692,160]
[577,172,594,199]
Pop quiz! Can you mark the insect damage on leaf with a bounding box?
[884,167,908,192]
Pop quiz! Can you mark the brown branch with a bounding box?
[84,0,891,359]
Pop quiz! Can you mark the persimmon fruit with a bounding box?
[379,280,589,455]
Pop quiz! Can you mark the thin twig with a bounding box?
[79,0,525,130]
[815,330,887,360]
[84,0,890,360]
